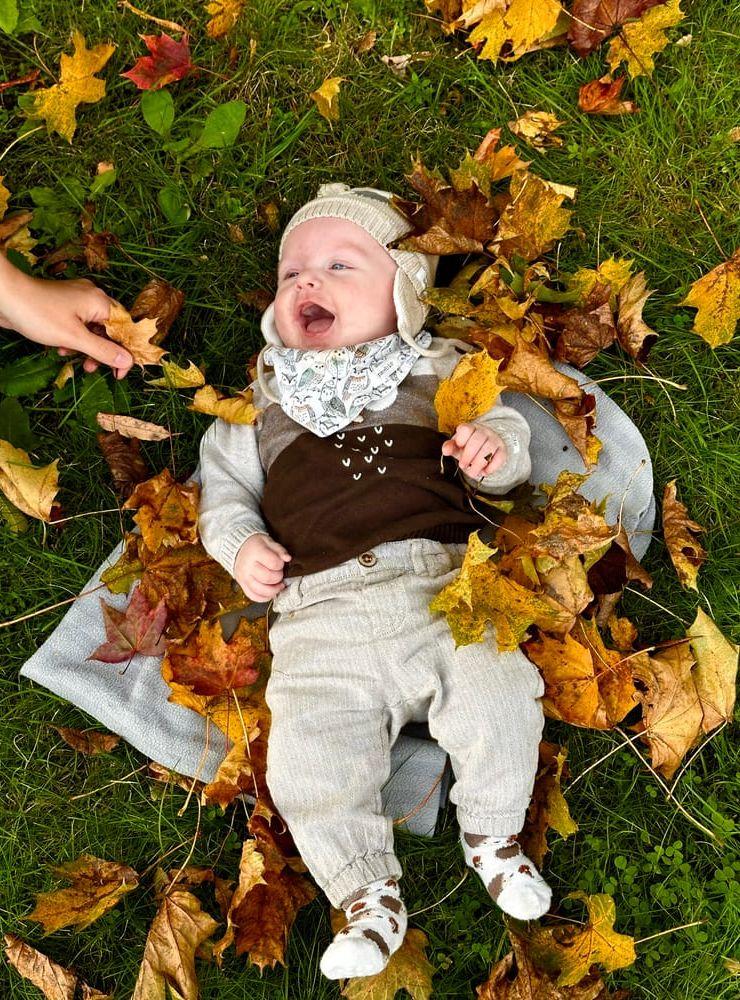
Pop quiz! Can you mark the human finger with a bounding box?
[253,564,285,586]
[459,431,488,470]
[453,423,476,448]
[254,546,286,571]
[262,537,292,561]
[482,445,507,474]
[68,322,132,371]
[246,579,284,602]
[83,357,99,373]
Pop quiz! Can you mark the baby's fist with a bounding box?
[441,422,507,479]
[234,533,292,603]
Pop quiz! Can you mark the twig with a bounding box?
[407,870,469,918]
[48,507,121,524]
[0,125,44,164]
[0,581,108,629]
[635,920,706,946]
[117,0,187,33]
[623,587,688,625]
[576,373,686,392]
[231,689,261,804]
[694,199,727,258]
[139,837,196,881]
[393,766,445,827]
[614,726,721,843]
[179,715,211,817]
[165,795,202,895]
[69,763,150,800]
[565,728,648,792]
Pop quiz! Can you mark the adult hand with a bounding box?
[0,256,133,378]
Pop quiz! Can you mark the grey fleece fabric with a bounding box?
[19,361,654,837]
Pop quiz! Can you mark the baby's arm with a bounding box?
[442,404,531,495]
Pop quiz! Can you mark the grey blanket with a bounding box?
[20,364,654,837]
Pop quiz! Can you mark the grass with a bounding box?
[0,0,738,996]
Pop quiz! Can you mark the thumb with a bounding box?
[71,324,132,369]
[264,537,292,561]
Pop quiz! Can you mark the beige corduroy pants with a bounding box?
[265,537,545,908]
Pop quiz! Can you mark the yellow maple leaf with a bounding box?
[0,440,59,522]
[679,248,740,348]
[103,302,167,367]
[335,922,435,1000]
[0,176,9,218]
[688,607,738,734]
[508,109,564,150]
[434,349,502,435]
[204,0,245,39]
[567,257,635,309]
[189,385,261,424]
[146,359,206,389]
[495,170,574,262]
[607,0,684,78]
[24,30,116,143]
[468,8,508,60]
[25,855,139,933]
[505,0,564,58]
[310,77,345,121]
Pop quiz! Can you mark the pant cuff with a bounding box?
[455,807,527,837]
[325,851,403,909]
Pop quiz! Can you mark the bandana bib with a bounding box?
[263,331,432,437]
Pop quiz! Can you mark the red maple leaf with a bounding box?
[121,33,193,91]
[89,588,168,663]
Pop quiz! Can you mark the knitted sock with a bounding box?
[320,876,407,980]
[460,831,551,920]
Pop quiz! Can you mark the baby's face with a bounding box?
[272,217,398,349]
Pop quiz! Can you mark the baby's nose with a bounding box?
[296,269,320,289]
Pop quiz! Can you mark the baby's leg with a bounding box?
[265,611,407,977]
[426,640,551,919]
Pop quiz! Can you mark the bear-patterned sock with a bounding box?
[319,876,407,980]
[460,831,551,920]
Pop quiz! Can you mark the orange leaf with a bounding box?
[122,469,199,554]
[162,617,261,696]
[661,480,706,590]
[4,933,111,1000]
[25,855,139,933]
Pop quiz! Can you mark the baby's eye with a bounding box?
[329,262,348,270]
[282,270,298,280]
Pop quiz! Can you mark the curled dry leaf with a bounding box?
[4,933,112,1000]
[96,430,150,500]
[310,76,344,121]
[103,302,166,366]
[130,277,185,345]
[52,726,121,755]
[122,468,199,553]
[579,73,639,115]
[88,588,168,664]
[434,349,503,435]
[616,271,657,361]
[552,281,617,367]
[189,385,260,424]
[0,439,59,521]
[508,110,565,150]
[25,855,139,934]
[553,394,602,469]
[661,480,706,590]
[96,412,172,441]
[146,359,205,389]
[520,741,578,868]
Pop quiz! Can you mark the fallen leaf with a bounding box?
[146,359,205,389]
[103,302,167,366]
[310,76,345,121]
[553,394,602,469]
[616,271,657,361]
[101,533,144,594]
[97,430,150,500]
[131,887,219,999]
[122,469,199,553]
[23,31,116,143]
[631,641,703,778]
[52,727,121,754]
[530,471,617,563]
[4,934,111,1000]
[121,33,193,90]
[607,0,685,78]
[678,248,740,348]
[96,413,172,441]
[499,335,584,401]
[494,171,574,262]
[688,607,738,733]
[119,0,187,33]
[189,385,261,424]
[434,349,503,435]
[25,855,139,933]
[552,282,617,367]
[353,29,378,54]
[568,0,664,56]
[520,741,578,868]
[130,277,185,344]
[380,52,433,77]
[257,201,281,233]
[333,920,434,1000]
[88,587,168,663]
[162,617,260,696]
[661,480,706,590]
[204,0,245,39]
[0,439,59,521]
[578,73,639,115]
[0,175,9,217]
[508,110,565,150]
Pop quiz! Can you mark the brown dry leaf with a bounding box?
[499,335,583,400]
[508,110,565,150]
[520,741,578,868]
[23,31,116,143]
[52,727,121,755]
[607,0,685,77]
[130,278,185,345]
[566,258,635,310]
[530,471,617,564]
[97,431,150,500]
[332,920,434,1000]
[146,359,206,389]
[0,176,10,218]
[4,934,111,1000]
[568,0,664,56]
[687,607,738,734]
[517,891,636,986]
[539,556,593,619]
[103,302,167,366]
[631,642,703,778]
[608,614,638,651]
[0,440,59,521]
[477,927,628,999]
[96,413,171,441]
[131,886,219,1000]
[189,385,261,424]
[204,0,244,39]
[616,271,657,361]
[552,282,617,367]
[25,855,139,933]
[661,480,706,590]
[472,126,532,182]
[310,76,345,121]
[202,737,256,808]
[434,349,503,435]
[494,171,574,262]
[353,29,378,54]
[578,74,639,115]
[257,201,281,233]
[122,469,199,554]
[586,524,653,598]
[678,248,740,348]
[553,394,602,469]
[162,617,261,696]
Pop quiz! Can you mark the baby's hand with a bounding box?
[441,422,507,479]
[234,533,292,603]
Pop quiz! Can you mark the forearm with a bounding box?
[0,253,29,329]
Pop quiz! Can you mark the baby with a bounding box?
[199,184,551,980]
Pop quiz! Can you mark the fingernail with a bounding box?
[114,352,129,365]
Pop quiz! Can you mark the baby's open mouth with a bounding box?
[298,302,335,336]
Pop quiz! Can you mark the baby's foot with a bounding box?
[460,831,551,920]
[320,876,407,980]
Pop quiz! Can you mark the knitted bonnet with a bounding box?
[259,182,455,359]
